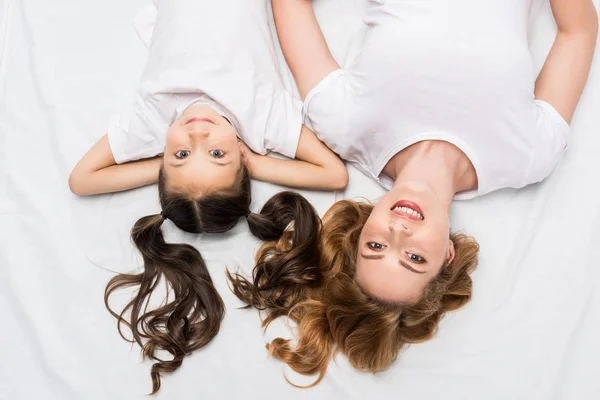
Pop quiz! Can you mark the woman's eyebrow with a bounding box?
[399,260,426,274]
[360,254,384,260]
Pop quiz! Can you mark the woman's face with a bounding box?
[163,104,242,193]
[356,181,455,303]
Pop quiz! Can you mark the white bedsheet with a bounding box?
[1,0,599,399]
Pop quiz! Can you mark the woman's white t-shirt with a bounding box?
[303,0,570,199]
[107,0,302,164]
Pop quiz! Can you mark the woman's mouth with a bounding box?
[185,117,215,125]
[390,200,425,221]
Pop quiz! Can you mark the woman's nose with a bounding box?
[390,221,412,236]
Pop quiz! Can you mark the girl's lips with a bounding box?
[390,200,425,221]
[185,117,214,125]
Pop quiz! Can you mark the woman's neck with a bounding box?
[382,141,477,207]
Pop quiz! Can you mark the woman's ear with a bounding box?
[446,239,456,266]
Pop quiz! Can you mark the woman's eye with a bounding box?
[367,242,385,251]
[175,150,190,159]
[407,253,425,263]
[210,149,225,158]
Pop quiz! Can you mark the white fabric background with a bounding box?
[1,0,599,399]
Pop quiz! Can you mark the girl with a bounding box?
[231,0,598,386]
[69,0,347,393]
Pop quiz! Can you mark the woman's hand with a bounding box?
[535,0,598,124]
[272,0,340,100]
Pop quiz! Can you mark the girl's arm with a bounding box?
[535,0,598,123]
[69,134,162,196]
[272,0,339,99]
[240,125,348,191]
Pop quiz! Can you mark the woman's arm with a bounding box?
[69,134,162,196]
[272,0,340,99]
[534,0,598,123]
[240,126,348,191]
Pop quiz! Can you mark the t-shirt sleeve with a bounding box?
[524,99,571,184]
[106,94,166,164]
[261,91,303,159]
[302,69,352,152]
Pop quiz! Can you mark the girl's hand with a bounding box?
[238,140,264,177]
[69,134,162,195]
[237,127,348,191]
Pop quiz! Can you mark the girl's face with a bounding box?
[163,104,242,193]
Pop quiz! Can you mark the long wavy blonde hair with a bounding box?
[230,199,479,386]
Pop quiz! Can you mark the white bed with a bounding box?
[1,0,599,399]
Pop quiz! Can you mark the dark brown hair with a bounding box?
[104,167,322,394]
[228,191,322,327]
[231,200,479,386]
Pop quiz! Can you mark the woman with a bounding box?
[69,0,347,393]
[230,0,598,386]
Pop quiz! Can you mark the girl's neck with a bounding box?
[382,141,477,207]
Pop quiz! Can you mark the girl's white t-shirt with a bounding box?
[303,0,570,199]
[107,0,302,164]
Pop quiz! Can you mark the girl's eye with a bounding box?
[407,253,425,263]
[210,149,225,158]
[367,242,385,251]
[175,150,190,159]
